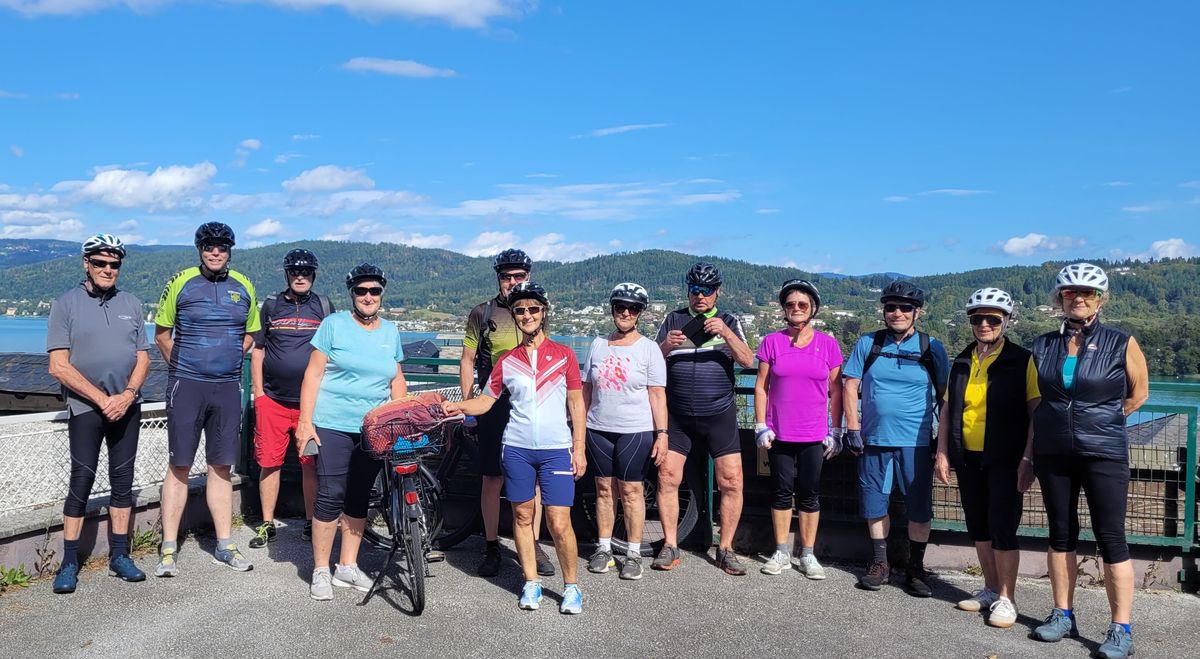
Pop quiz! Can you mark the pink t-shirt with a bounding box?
[756,329,844,442]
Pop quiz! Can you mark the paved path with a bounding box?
[3,521,1198,658]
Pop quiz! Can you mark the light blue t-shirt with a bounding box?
[1062,355,1078,390]
[311,312,405,433]
[842,332,949,447]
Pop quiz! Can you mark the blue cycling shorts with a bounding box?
[501,445,575,507]
[858,445,933,523]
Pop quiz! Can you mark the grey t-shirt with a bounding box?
[46,282,149,416]
[582,335,667,433]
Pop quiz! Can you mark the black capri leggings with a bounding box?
[1034,455,1130,564]
[314,427,381,523]
[956,451,1023,551]
[64,408,141,517]
[768,441,824,513]
[587,429,654,483]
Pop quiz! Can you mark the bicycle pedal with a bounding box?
[425,550,446,563]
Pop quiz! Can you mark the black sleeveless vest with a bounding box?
[1030,320,1130,460]
[946,340,1032,469]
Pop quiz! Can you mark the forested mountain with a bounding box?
[1,239,1197,375]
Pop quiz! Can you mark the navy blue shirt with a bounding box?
[254,291,333,403]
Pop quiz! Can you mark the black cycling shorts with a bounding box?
[1035,454,1130,564]
[956,451,1023,551]
[475,392,511,477]
[587,429,654,482]
[166,378,242,467]
[667,404,741,459]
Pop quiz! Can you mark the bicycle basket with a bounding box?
[360,392,457,460]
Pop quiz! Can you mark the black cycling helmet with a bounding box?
[779,279,821,313]
[194,221,236,248]
[685,262,722,287]
[493,248,532,273]
[508,281,548,307]
[345,263,387,289]
[283,248,318,270]
[610,282,650,309]
[880,280,925,307]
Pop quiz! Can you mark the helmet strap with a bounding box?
[351,303,378,324]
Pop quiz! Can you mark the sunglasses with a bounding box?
[201,243,231,254]
[883,303,916,314]
[87,257,122,270]
[1061,289,1099,300]
[512,306,544,317]
[351,286,384,297]
[784,301,811,311]
[969,315,1004,327]
[612,303,643,315]
[287,267,315,278]
[688,285,716,297]
[498,271,528,283]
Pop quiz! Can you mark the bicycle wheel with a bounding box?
[426,426,483,549]
[609,463,701,557]
[402,496,427,615]
[363,467,394,550]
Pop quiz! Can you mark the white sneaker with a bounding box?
[761,549,790,575]
[957,587,999,612]
[796,553,826,580]
[310,568,333,601]
[332,563,373,592]
[988,598,1018,628]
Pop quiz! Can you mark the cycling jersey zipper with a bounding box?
[530,346,539,448]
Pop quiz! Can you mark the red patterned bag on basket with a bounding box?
[361,391,449,456]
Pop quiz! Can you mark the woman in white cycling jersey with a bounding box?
[582,283,669,581]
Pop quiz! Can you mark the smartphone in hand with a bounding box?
[301,438,320,456]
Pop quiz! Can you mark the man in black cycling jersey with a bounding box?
[48,234,150,593]
[154,222,260,576]
[459,249,554,578]
[653,262,755,575]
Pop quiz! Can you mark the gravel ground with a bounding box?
[2,521,1198,658]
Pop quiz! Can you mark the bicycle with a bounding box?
[571,459,704,556]
[358,411,461,614]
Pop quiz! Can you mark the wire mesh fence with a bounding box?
[0,404,210,517]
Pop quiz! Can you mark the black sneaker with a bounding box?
[301,520,312,541]
[857,560,891,590]
[904,566,933,598]
[715,549,747,576]
[477,544,501,577]
[535,544,556,577]
[248,521,277,549]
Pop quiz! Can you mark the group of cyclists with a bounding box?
[45,222,1148,658]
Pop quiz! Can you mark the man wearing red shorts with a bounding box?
[249,249,333,548]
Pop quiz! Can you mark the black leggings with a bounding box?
[1035,455,1130,564]
[64,408,141,517]
[956,451,1023,551]
[768,441,824,512]
[314,427,381,523]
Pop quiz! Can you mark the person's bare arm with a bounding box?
[103,351,151,421]
[705,317,754,367]
[48,349,110,409]
[1018,397,1040,492]
[295,349,327,451]
[154,325,174,363]
[1124,336,1150,416]
[568,388,588,478]
[242,333,254,354]
[827,365,844,429]
[390,362,408,400]
[648,386,669,466]
[445,394,497,418]
[843,377,862,430]
[251,347,266,398]
[460,345,477,402]
[753,361,770,425]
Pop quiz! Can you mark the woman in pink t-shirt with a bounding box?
[753,279,845,579]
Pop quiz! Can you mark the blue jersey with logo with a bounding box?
[154,267,260,382]
[843,331,949,447]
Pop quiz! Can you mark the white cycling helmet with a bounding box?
[81,233,126,258]
[1055,262,1108,292]
[966,288,1014,315]
[610,282,650,308]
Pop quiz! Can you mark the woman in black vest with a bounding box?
[935,288,1040,629]
[1027,263,1149,659]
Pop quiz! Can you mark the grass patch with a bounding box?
[964,563,984,577]
[0,565,33,593]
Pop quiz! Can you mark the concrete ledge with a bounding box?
[0,474,247,573]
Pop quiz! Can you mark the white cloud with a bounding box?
[9,145,23,158]
[756,208,781,214]
[1102,181,1133,187]
[209,192,287,213]
[274,152,302,164]
[524,232,602,262]
[573,123,670,139]
[292,133,320,142]
[1121,203,1167,213]
[55,92,80,100]
[608,239,622,248]
[782,256,841,274]
[282,164,375,193]
[1,210,85,239]
[686,178,723,184]
[919,188,992,196]
[117,219,138,231]
[671,191,741,205]
[59,161,217,210]
[999,232,1086,257]
[0,193,59,210]
[321,219,452,248]
[0,89,28,99]
[461,230,519,257]
[525,173,560,179]
[307,189,427,216]
[342,57,458,78]
[240,138,262,150]
[1146,238,1198,259]
[1179,180,1200,189]
[884,195,909,203]
[246,217,284,238]
[1,1,522,27]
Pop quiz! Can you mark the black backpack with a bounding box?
[473,298,499,386]
[260,292,333,337]
[860,329,946,409]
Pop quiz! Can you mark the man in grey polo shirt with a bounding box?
[46,233,151,594]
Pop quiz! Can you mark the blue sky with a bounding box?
[1,1,1197,275]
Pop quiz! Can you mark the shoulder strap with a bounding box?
[473,298,498,384]
[861,330,888,376]
[260,293,278,337]
[916,331,946,409]
[317,294,332,318]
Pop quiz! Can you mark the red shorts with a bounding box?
[254,395,314,468]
